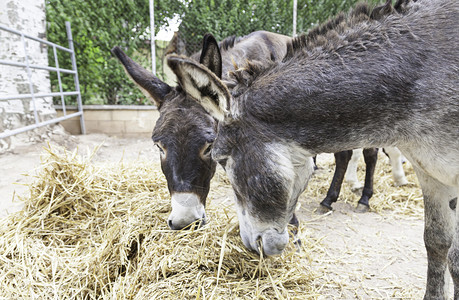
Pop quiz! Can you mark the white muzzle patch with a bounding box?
[168,192,206,230]
[236,203,289,256]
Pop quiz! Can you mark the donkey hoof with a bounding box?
[315,204,332,215]
[355,203,370,213]
[293,238,302,252]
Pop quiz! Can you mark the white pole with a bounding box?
[149,0,156,74]
[293,0,297,37]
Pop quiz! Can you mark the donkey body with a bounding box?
[112,31,291,230]
[168,0,459,298]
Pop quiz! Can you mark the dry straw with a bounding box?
[0,145,318,299]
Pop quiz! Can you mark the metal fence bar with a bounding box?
[0,91,80,101]
[0,112,83,139]
[66,21,86,135]
[149,0,156,75]
[0,59,76,74]
[0,24,72,53]
[53,45,66,116]
[0,22,85,139]
[293,0,297,37]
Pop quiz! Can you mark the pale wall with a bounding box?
[57,106,159,138]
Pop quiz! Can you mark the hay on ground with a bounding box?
[0,145,318,299]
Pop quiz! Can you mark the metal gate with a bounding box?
[0,21,85,140]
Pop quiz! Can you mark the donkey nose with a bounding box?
[168,219,179,230]
[168,218,206,230]
[260,229,289,256]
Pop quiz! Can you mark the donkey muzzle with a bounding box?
[241,228,289,256]
[168,192,206,230]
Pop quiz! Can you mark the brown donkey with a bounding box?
[112,31,292,230]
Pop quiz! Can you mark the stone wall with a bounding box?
[0,0,57,150]
[56,106,159,138]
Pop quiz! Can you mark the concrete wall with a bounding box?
[0,0,57,149]
[57,106,159,138]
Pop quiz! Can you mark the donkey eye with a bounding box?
[155,143,165,155]
[202,143,213,156]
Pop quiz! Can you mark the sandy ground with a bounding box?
[0,131,453,299]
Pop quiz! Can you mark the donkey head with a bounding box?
[111,35,223,230]
[167,52,314,255]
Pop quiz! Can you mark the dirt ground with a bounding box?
[0,130,453,299]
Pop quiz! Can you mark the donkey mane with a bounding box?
[286,0,416,59]
[229,0,418,89]
[219,35,242,51]
[228,60,273,94]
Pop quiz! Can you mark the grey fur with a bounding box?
[183,0,459,297]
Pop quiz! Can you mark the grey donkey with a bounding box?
[166,0,459,298]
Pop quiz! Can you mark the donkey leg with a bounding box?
[318,150,353,214]
[289,213,302,249]
[312,155,318,170]
[355,148,378,213]
[416,169,456,299]
[384,146,408,186]
[344,148,364,191]
[448,195,459,299]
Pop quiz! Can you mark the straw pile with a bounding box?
[0,145,318,299]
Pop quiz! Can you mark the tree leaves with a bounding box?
[46,0,381,105]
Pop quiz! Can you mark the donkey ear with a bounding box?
[167,54,230,121]
[111,46,171,108]
[200,33,222,79]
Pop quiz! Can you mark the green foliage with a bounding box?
[177,0,383,55]
[46,0,179,105]
[178,0,295,54]
[46,0,383,105]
